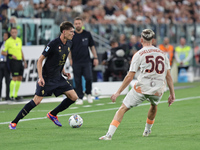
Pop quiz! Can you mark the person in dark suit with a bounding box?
[0,31,10,100]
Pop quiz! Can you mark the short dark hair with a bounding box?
[110,38,118,45]
[74,17,83,22]
[141,29,155,41]
[60,21,74,33]
[10,27,17,30]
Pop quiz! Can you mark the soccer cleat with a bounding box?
[75,99,83,105]
[143,129,151,137]
[47,112,62,127]
[99,135,112,140]
[87,94,93,103]
[9,123,17,130]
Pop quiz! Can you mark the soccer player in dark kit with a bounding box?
[9,21,78,129]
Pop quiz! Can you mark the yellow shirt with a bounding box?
[3,37,22,60]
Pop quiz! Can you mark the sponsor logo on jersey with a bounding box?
[45,46,50,52]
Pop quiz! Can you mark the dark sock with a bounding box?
[51,98,75,116]
[12,100,36,124]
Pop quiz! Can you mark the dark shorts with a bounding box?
[35,75,73,97]
[9,59,24,77]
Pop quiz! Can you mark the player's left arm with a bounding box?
[90,45,99,66]
[22,50,27,68]
[166,69,175,106]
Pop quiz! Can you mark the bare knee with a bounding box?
[71,95,78,101]
[33,96,43,105]
[64,90,78,101]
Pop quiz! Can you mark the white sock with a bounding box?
[145,123,153,131]
[106,125,117,137]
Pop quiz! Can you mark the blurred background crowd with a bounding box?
[1,0,200,28]
[0,0,200,83]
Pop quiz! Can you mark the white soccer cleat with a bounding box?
[87,94,93,103]
[75,99,83,105]
[99,135,112,140]
[143,130,151,137]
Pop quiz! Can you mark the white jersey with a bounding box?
[129,46,170,96]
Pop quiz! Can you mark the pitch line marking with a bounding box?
[0,96,200,125]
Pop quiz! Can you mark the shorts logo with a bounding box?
[68,47,70,52]
[42,90,45,95]
[150,81,156,87]
[45,46,50,52]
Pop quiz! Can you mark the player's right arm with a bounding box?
[111,71,136,102]
[37,54,46,87]
[166,69,175,106]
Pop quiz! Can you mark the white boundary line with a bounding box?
[0,96,200,125]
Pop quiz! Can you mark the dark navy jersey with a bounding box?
[42,37,72,79]
[71,30,95,64]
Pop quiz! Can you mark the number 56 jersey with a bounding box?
[130,46,171,96]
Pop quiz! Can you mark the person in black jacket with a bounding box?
[0,32,10,100]
[69,17,99,105]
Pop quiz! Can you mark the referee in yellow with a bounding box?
[1,27,27,101]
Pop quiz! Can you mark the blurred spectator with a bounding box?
[0,8,9,30]
[119,34,129,52]
[175,37,192,73]
[0,0,9,11]
[159,37,174,66]
[193,42,200,78]
[43,0,51,18]
[0,31,10,101]
[104,1,116,16]
[71,0,83,14]
[8,16,23,41]
[8,0,20,9]
[127,35,142,59]
[194,42,200,65]
[101,39,118,81]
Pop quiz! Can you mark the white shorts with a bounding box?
[123,88,163,108]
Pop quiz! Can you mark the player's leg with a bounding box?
[143,104,157,136]
[99,103,130,140]
[50,90,78,117]
[143,95,161,136]
[99,88,146,140]
[9,95,42,129]
[47,90,78,127]
[47,78,78,127]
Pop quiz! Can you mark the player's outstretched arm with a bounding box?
[166,70,175,107]
[37,55,45,87]
[111,72,135,102]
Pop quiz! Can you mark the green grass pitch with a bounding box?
[0,82,200,150]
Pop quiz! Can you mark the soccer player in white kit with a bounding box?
[99,29,175,140]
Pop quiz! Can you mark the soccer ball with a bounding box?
[68,114,83,128]
[92,87,101,97]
